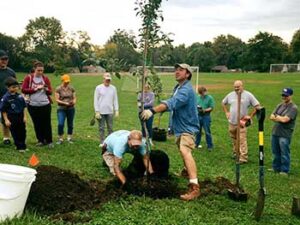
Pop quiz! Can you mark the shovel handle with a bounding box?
[235,92,242,186]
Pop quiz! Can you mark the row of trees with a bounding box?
[0,16,300,73]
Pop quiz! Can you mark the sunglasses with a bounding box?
[281,94,289,97]
[0,57,8,61]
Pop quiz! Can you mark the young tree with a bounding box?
[135,0,172,101]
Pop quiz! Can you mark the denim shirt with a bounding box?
[162,80,199,137]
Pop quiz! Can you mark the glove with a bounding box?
[240,116,252,128]
[141,109,155,120]
[95,112,101,120]
[114,111,119,117]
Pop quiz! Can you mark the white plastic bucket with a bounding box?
[0,164,37,222]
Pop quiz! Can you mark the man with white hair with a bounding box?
[101,130,154,184]
[94,73,119,146]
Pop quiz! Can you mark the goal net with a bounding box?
[269,64,300,73]
[121,66,199,96]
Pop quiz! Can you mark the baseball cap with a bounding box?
[103,73,112,80]
[282,88,293,96]
[129,130,142,146]
[61,74,71,83]
[5,77,19,87]
[0,50,8,58]
[175,63,193,79]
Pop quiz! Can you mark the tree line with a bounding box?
[0,16,300,73]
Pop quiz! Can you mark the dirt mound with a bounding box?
[27,165,105,215]
[26,165,243,223]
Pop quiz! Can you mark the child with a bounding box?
[0,77,27,152]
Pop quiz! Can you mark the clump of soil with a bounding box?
[200,176,237,196]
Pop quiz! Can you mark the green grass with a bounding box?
[1,72,300,224]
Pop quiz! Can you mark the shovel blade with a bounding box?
[228,188,248,202]
[254,188,266,221]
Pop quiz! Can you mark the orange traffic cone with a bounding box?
[28,154,40,167]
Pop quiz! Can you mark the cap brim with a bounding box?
[131,139,142,146]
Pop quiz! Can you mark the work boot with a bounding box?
[180,183,200,201]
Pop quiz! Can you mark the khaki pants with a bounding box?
[102,151,116,175]
[229,123,248,162]
[175,133,197,179]
[175,133,196,152]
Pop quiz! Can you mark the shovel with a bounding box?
[254,107,266,221]
[228,91,248,202]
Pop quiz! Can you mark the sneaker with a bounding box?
[67,138,74,144]
[18,148,29,153]
[48,143,54,149]
[207,148,213,151]
[267,168,280,173]
[279,172,289,176]
[197,145,202,149]
[180,183,200,201]
[3,139,11,145]
[56,139,63,145]
[35,142,44,147]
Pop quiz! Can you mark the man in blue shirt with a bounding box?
[141,63,200,201]
[101,130,154,185]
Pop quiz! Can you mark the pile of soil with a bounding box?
[27,165,124,216]
[26,165,245,223]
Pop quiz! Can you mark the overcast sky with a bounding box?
[1,0,299,46]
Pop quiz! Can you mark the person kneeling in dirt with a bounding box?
[101,130,154,185]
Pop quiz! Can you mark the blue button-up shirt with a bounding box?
[162,80,199,137]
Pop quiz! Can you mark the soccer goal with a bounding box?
[135,66,199,93]
[269,63,300,73]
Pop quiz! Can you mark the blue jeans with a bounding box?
[195,114,213,149]
[271,135,291,173]
[57,107,75,136]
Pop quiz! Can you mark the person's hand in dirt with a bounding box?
[114,157,127,188]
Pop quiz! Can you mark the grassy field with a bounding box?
[1,72,300,225]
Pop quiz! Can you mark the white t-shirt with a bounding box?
[94,84,119,114]
[222,90,259,125]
